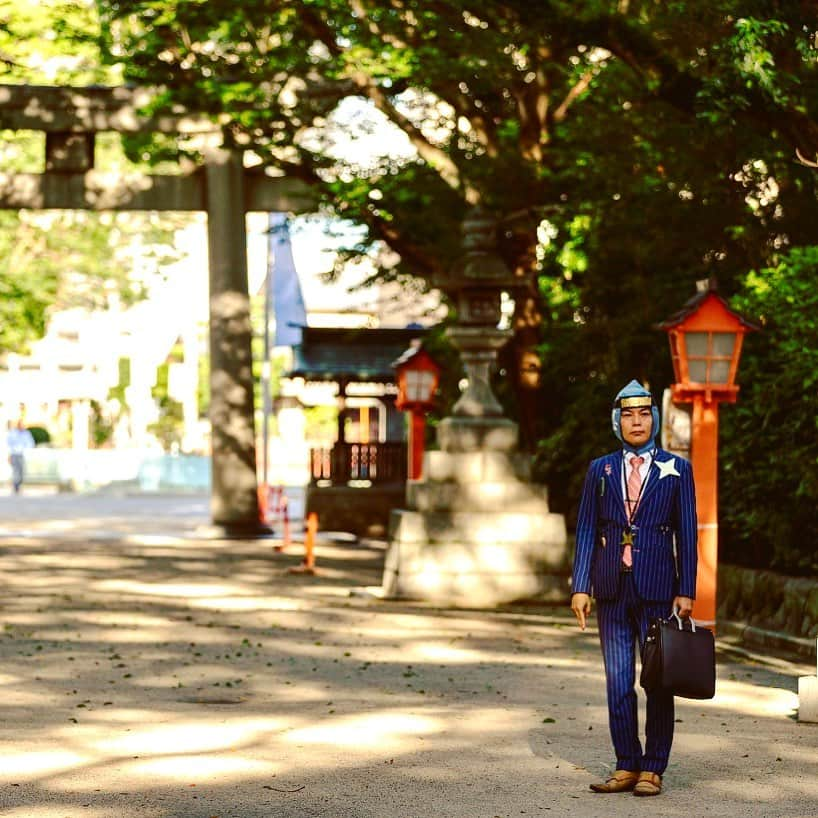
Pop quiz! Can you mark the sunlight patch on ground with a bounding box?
[406,642,492,664]
[346,621,469,642]
[8,553,130,571]
[675,731,736,753]
[90,717,285,756]
[286,711,440,750]
[0,690,67,708]
[1,749,91,780]
[353,611,524,637]
[403,641,582,668]
[126,535,191,546]
[76,627,189,644]
[707,777,813,802]
[695,680,798,718]
[107,753,275,783]
[189,595,305,612]
[93,579,245,598]
[21,519,84,532]
[79,708,175,725]
[70,611,174,628]
[0,576,75,591]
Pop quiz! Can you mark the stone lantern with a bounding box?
[443,207,518,419]
[381,207,568,607]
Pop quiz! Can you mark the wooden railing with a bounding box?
[309,442,407,485]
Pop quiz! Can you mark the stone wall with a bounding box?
[718,563,818,660]
[306,484,405,539]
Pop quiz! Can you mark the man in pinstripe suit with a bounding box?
[570,380,697,797]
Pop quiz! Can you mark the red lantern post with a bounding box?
[658,280,759,630]
[393,341,441,481]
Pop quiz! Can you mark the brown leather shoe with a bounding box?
[589,769,640,793]
[633,771,662,796]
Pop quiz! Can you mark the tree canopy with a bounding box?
[94,1,818,279]
[0,0,183,353]
[3,1,817,570]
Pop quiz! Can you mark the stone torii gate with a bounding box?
[0,84,314,533]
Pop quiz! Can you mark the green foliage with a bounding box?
[91,0,818,303]
[0,2,187,355]
[302,405,336,443]
[0,212,57,352]
[89,400,114,448]
[114,357,131,394]
[719,248,818,575]
[0,0,111,85]
[149,358,184,451]
[197,353,210,417]
[26,426,50,445]
[0,209,181,354]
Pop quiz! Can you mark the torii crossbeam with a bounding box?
[0,84,315,534]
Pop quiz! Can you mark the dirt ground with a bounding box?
[0,492,815,818]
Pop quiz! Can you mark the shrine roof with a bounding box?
[288,326,427,382]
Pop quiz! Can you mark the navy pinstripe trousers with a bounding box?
[596,573,675,774]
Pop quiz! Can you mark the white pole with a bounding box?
[262,212,275,487]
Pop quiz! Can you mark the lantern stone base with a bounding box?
[382,419,569,607]
[436,416,519,453]
[799,675,818,723]
[798,642,818,722]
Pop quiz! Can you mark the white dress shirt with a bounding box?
[621,448,654,506]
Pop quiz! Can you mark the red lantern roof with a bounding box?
[656,279,761,334]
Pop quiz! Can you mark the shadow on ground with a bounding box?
[0,494,814,818]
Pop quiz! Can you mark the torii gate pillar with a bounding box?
[205,147,259,530]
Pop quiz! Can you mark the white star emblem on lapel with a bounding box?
[655,458,680,479]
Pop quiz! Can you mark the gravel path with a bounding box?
[0,492,814,817]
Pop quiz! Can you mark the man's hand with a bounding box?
[673,596,694,618]
[571,593,592,631]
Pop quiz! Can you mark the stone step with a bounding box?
[382,535,571,607]
[407,480,549,512]
[424,450,532,483]
[389,509,568,564]
[436,417,519,453]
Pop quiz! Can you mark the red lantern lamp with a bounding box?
[661,284,757,405]
[393,341,441,480]
[657,279,759,630]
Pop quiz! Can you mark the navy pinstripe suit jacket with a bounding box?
[572,448,698,602]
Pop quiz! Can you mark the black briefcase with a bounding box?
[640,614,716,700]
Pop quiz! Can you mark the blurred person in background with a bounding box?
[7,419,35,494]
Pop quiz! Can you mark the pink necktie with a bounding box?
[623,455,645,567]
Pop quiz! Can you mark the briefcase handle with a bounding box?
[670,609,698,632]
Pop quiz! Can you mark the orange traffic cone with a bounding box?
[289,512,317,575]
